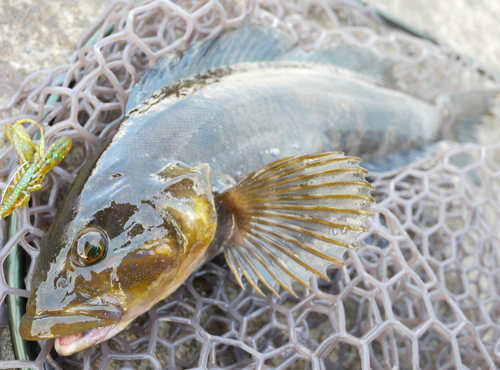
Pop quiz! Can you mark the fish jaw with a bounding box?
[54,319,133,356]
[20,303,122,341]
[20,302,129,356]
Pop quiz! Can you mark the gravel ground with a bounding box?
[0,0,499,365]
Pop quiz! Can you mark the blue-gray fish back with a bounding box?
[127,26,394,112]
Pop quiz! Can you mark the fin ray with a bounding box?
[252,204,374,216]
[250,211,369,232]
[239,243,280,297]
[255,218,362,249]
[243,160,366,193]
[246,241,300,296]
[249,229,330,281]
[232,247,264,296]
[248,181,374,197]
[224,248,245,289]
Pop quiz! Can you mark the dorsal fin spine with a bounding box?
[127,26,394,112]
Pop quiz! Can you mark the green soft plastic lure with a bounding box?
[0,119,72,218]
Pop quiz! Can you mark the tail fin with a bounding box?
[438,90,500,144]
[363,92,500,174]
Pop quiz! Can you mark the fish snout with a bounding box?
[19,303,122,341]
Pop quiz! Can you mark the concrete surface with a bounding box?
[0,0,115,108]
[376,0,500,72]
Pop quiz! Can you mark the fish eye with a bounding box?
[72,227,108,266]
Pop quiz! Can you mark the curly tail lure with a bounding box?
[0,119,72,218]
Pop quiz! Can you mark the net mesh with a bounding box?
[0,0,499,369]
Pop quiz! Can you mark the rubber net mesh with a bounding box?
[0,0,499,369]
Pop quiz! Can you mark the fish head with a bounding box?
[20,158,216,355]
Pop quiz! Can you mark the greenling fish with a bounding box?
[19,26,497,355]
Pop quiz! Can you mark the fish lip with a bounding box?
[20,303,122,341]
[54,324,117,356]
[29,302,122,322]
[25,305,120,319]
[54,318,135,356]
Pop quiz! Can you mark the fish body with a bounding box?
[19,26,495,355]
[125,62,439,181]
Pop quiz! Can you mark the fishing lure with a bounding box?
[0,119,72,218]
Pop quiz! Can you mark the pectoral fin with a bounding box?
[216,152,375,297]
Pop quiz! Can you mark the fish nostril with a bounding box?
[57,278,69,289]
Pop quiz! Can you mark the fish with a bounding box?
[18,26,497,356]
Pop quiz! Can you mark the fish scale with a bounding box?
[124,61,438,182]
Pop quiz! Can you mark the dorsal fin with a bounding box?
[214,152,375,297]
[127,26,395,112]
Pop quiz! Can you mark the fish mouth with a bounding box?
[54,320,132,356]
[20,303,122,342]
[20,299,136,356]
